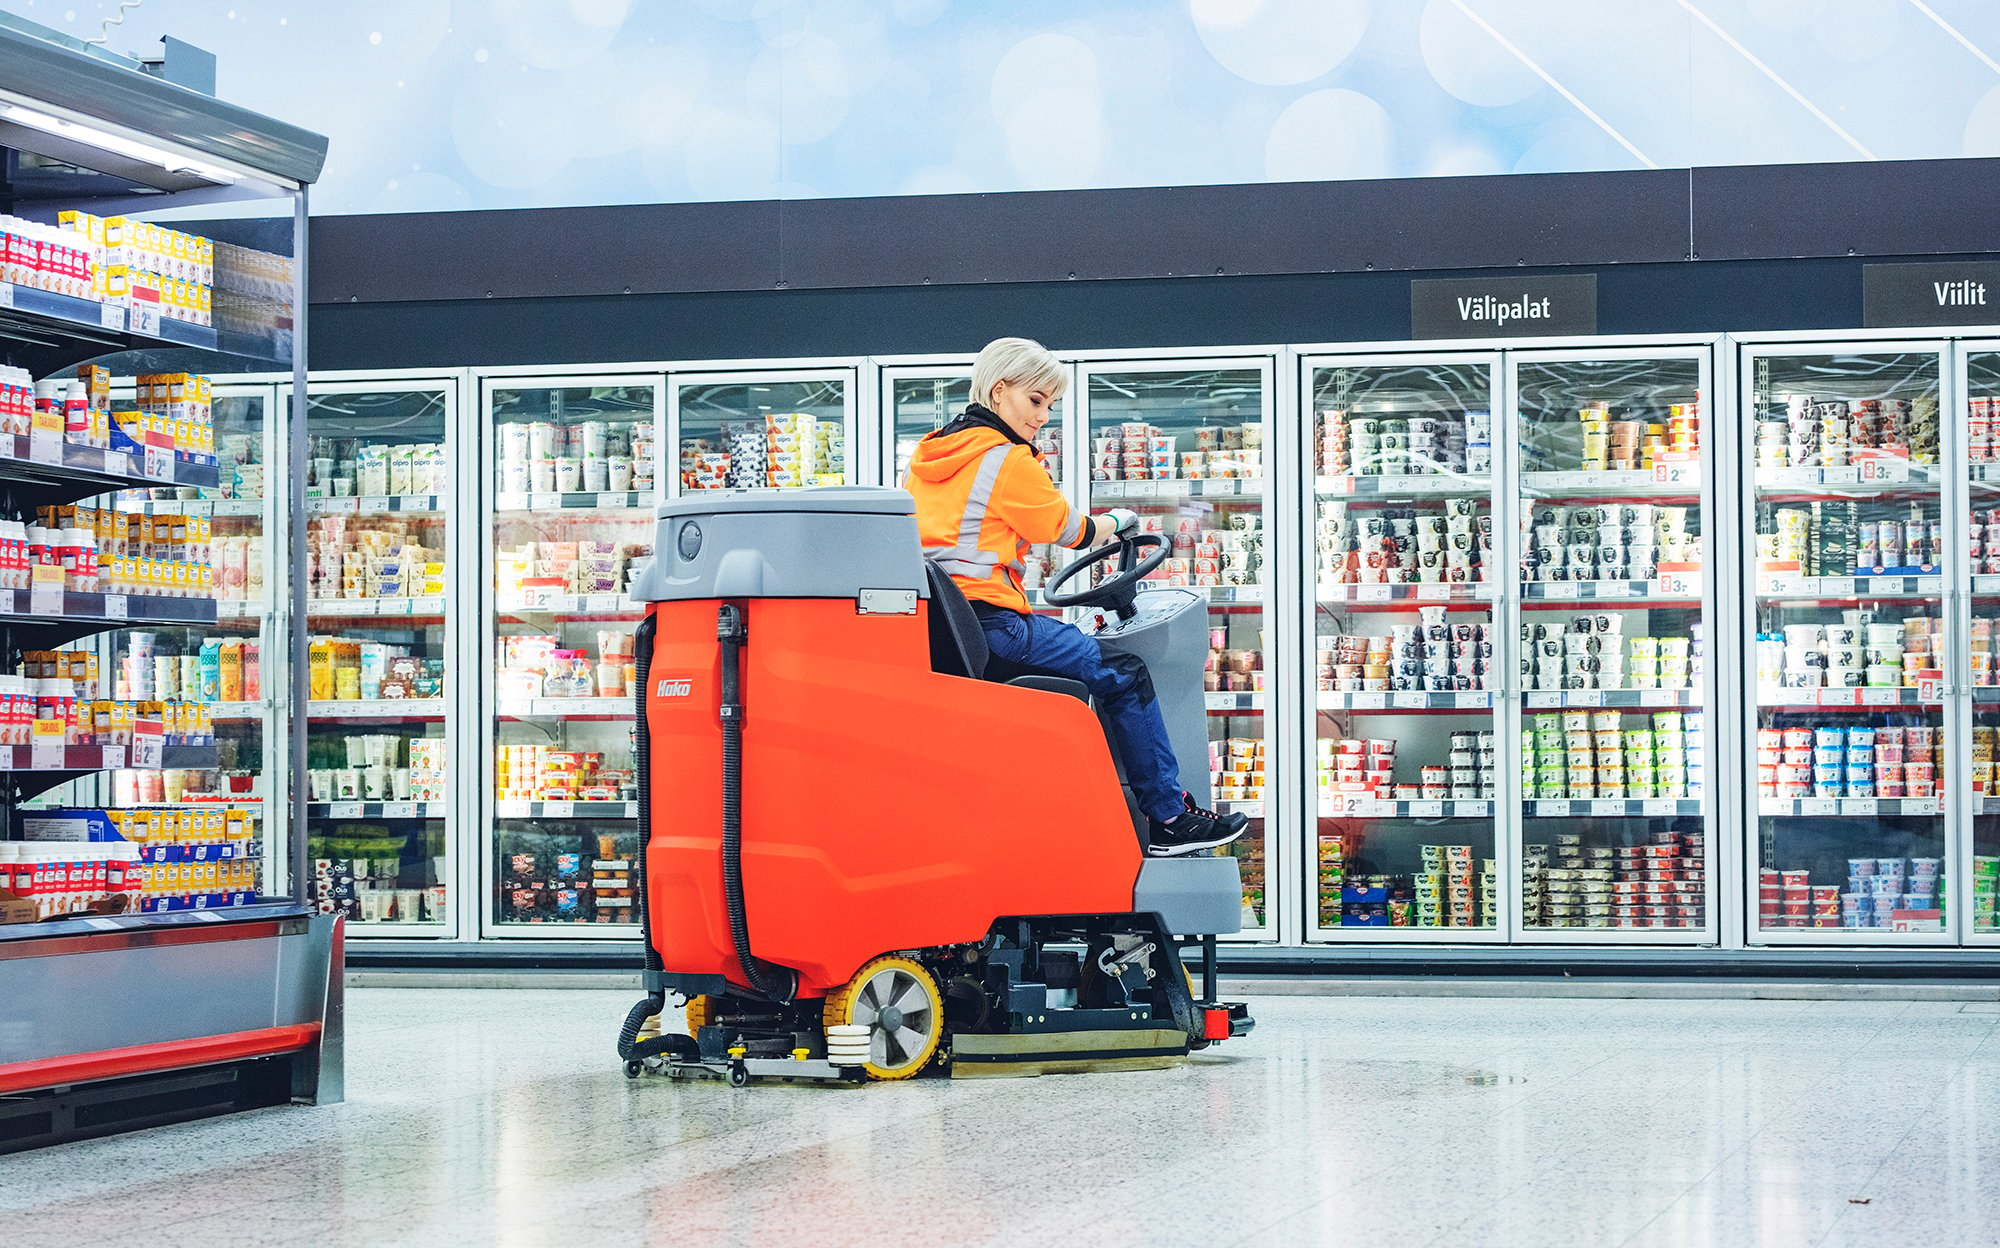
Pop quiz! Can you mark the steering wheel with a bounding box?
[1042,532,1171,619]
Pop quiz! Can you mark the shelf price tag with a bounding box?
[1408,800,1444,819]
[1535,800,1568,818]
[541,800,575,819]
[28,417,63,466]
[1357,584,1394,603]
[1640,689,1678,707]
[1417,583,1450,601]
[1544,582,1580,599]
[1655,568,1699,598]
[1457,692,1490,708]
[130,718,165,770]
[1821,466,1859,485]
[0,282,12,309]
[1393,691,1429,709]
[1642,798,1677,817]
[30,719,65,771]
[1452,800,1486,818]
[99,744,125,769]
[1918,669,1944,703]
[1846,798,1878,817]
[1652,461,1696,486]
[1910,798,1940,816]
[498,801,529,818]
[1318,476,1353,496]
[1596,580,1630,598]
[103,593,127,620]
[1800,798,1838,817]
[1569,690,1604,707]
[142,443,172,481]
[1859,459,1907,483]
[1819,688,1859,707]
[1351,691,1386,710]
[1526,691,1561,708]
[328,802,363,819]
[382,802,417,819]
[1590,798,1625,817]
[129,300,161,337]
[29,563,64,617]
[1862,687,1900,706]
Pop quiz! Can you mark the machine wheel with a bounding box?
[683,994,716,1035]
[728,1064,750,1088]
[623,1060,643,1079]
[822,955,944,1081]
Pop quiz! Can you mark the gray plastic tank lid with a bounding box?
[656,486,914,519]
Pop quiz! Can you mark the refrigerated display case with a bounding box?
[1740,342,1952,943]
[1304,352,1505,941]
[1964,343,2000,940]
[297,379,459,936]
[481,376,659,936]
[1074,359,1277,933]
[882,364,973,486]
[669,367,854,495]
[1513,345,1717,943]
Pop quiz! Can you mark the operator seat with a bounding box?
[921,560,1088,701]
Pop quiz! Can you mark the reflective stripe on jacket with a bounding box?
[903,415,1089,613]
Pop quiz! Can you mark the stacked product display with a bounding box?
[1088,419,1260,482]
[308,732,448,924]
[1524,614,1701,692]
[1755,616,1941,697]
[1321,837,1494,928]
[495,539,644,608]
[1524,711,1704,800]
[1753,724,1939,802]
[13,807,260,918]
[1753,397,1938,468]
[1525,831,1705,930]
[1319,731,1497,804]
[1316,408,1490,476]
[495,748,634,804]
[1318,500,1490,587]
[496,633,635,702]
[56,212,215,327]
[307,515,447,602]
[1521,503,1699,587]
[497,418,654,497]
[1757,505,1943,578]
[1522,402,1700,473]
[308,635,444,703]
[1315,612,1494,693]
[308,439,448,499]
[501,832,635,925]
[1758,858,1942,930]
[682,413,845,491]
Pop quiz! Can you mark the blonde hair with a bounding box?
[971,337,1067,409]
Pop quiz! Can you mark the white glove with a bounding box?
[1102,508,1139,537]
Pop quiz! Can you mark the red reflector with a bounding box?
[1203,1007,1230,1041]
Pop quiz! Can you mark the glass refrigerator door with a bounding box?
[298,381,458,937]
[485,378,659,936]
[1306,355,1502,941]
[1077,362,1272,934]
[1514,348,1714,941]
[1962,346,2000,940]
[669,370,852,495]
[885,368,974,486]
[1744,346,1950,942]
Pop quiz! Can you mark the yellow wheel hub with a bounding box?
[822,956,943,1081]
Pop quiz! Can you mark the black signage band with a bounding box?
[1412,274,1598,340]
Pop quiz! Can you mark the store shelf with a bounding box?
[495,592,638,617]
[1521,468,1699,497]
[0,589,215,627]
[1316,582,1494,604]
[307,699,448,720]
[1203,692,1264,712]
[303,494,444,515]
[1521,580,1699,604]
[1975,687,2000,703]
[216,599,265,619]
[1320,797,1495,819]
[1317,690,1493,711]
[0,743,215,771]
[1971,575,2000,596]
[1523,688,1700,709]
[1760,797,1940,818]
[0,432,218,494]
[494,490,653,513]
[1214,800,1265,818]
[1526,798,1702,818]
[1092,479,1263,501]
[1028,585,1263,608]
[495,799,638,819]
[0,278,220,351]
[1755,573,1943,600]
[496,697,632,719]
[115,498,262,518]
[1972,464,2000,484]
[1758,686,1927,709]
[306,596,447,618]
[308,801,447,820]
[207,701,266,721]
[1755,463,1938,491]
[1314,474,1488,497]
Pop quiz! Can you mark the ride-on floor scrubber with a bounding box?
[616,487,1252,1084]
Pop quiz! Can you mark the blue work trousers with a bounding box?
[977,608,1184,825]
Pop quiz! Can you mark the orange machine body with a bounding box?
[645,596,1144,999]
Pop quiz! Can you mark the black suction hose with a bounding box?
[617,612,664,1063]
[718,601,797,1003]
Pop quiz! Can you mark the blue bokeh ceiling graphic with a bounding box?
[8,0,2000,216]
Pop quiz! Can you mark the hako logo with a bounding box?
[656,677,694,699]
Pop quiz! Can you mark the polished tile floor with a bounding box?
[3,988,1998,1247]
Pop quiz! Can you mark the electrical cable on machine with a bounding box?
[615,339,1255,1085]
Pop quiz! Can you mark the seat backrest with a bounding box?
[923,560,989,680]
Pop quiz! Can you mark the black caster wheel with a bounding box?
[728,1064,750,1088]
[624,1060,644,1079]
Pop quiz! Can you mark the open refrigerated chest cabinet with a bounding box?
[0,18,338,1151]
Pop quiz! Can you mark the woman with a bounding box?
[902,336,1246,857]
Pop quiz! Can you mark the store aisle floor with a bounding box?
[3,988,1998,1247]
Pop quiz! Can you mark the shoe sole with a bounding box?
[1147,828,1247,857]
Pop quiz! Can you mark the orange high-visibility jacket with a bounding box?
[904,419,1092,613]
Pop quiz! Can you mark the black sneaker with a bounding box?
[1147,795,1249,857]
